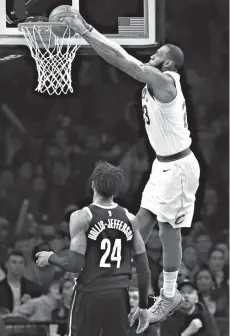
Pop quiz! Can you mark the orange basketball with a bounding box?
[49,5,78,37]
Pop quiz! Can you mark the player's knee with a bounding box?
[159,222,181,246]
[135,208,157,241]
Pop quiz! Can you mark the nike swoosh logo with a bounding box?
[163,169,171,172]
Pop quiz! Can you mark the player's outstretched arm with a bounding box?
[64,15,172,89]
[36,209,89,273]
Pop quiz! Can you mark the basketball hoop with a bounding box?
[18,22,80,95]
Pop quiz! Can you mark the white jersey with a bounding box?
[141,71,192,156]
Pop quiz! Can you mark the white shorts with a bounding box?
[141,152,200,228]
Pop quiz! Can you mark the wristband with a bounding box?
[47,251,54,263]
[81,25,93,37]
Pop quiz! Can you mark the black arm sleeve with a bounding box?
[49,251,85,273]
[133,252,151,309]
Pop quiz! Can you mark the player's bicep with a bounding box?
[70,231,87,255]
[119,55,172,88]
[69,208,91,255]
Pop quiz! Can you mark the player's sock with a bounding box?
[163,270,178,298]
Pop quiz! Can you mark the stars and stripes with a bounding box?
[118,17,145,36]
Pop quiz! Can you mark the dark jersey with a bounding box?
[77,203,134,291]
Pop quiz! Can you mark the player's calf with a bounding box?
[159,223,182,298]
[148,222,184,323]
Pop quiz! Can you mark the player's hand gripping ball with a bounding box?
[49,5,79,37]
[64,12,90,36]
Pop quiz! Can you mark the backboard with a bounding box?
[0,0,164,50]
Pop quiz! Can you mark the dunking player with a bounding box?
[64,13,200,324]
[36,162,151,336]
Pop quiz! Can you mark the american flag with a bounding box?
[118,17,145,36]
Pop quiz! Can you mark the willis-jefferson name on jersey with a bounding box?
[88,218,133,241]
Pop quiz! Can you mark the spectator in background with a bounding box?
[0,170,18,221]
[182,245,200,280]
[13,279,61,322]
[215,242,229,267]
[120,139,149,209]
[15,162,33,200]
[160,279,220,336]
[48,225,70,255]
[194,230,213,264]
[14,235,42,285]
[128,286,158,336]
[30,174,47,210]
[52,277,75,336]
[201,187,219,219]
[194,266,228,317]
[207,247,228,289]
[189,221,206,241]
[178,262,190,283]
[0,217,10,265]
[0,169,15,199]
[0,251,42,313]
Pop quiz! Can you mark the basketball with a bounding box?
[49,5,78,37]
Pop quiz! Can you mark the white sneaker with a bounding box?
[148,289,184,324]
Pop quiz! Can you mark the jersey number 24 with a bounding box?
[100,238,122,268]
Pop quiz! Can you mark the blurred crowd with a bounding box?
[0,0,228,335]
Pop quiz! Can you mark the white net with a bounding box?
[19,23,80,95]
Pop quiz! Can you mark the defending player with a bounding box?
[36,162,150,336]
[64,13,200,324]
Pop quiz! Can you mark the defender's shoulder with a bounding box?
[70,207,92,231]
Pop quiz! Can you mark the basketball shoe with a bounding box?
[148,288,184,323]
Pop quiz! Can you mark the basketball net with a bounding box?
[18,23,80,95]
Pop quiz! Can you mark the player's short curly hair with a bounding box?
[91,161,125,198]
[165,44,184,69]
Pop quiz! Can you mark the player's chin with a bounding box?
[149,60,162,69]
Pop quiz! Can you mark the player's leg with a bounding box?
[136,160,158,243]
[147,222,184,324]
[148,154,200,323]
[102,288,130,336]
[135,207,157,243]
[159,222,182,295]
[68,290,102,336]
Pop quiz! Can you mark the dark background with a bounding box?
[0,0,228,335]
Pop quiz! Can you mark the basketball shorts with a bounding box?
[141,152,200,228]
[67,287,130,336]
